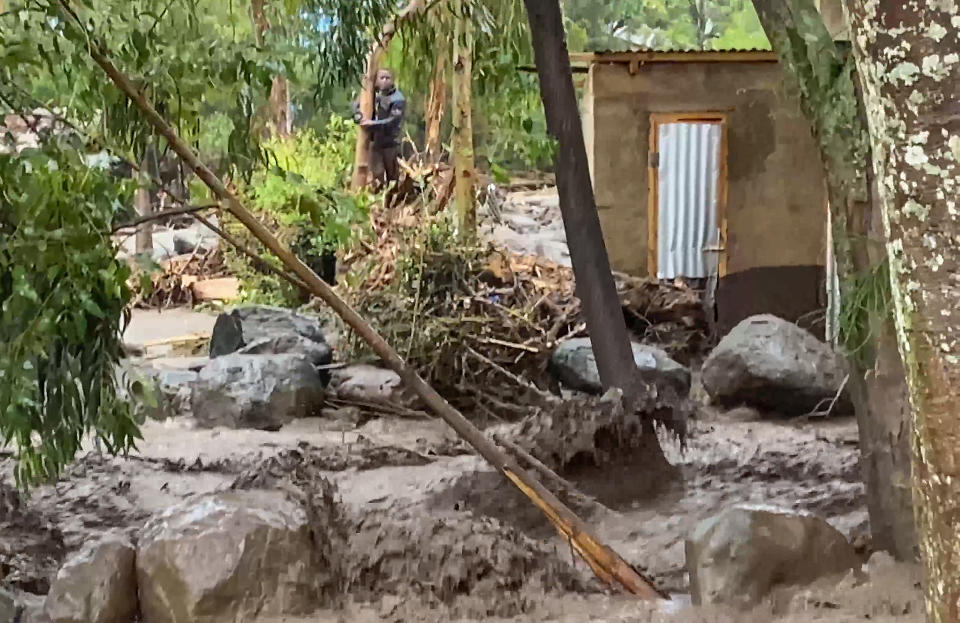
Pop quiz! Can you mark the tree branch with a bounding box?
[111,203,219,232]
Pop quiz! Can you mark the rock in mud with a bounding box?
[137,491,323,623]
[329,364,422,409]
[686,505,860,608]
[43,532,137,623]
[549,337,691,395]
[189,353,325,430]
[209,305,332,367]
[700,315,851,415]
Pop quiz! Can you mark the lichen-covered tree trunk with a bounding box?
[752,0,915,559]
[425,52,447,163]
[843,2,960,619]
[451,0,475,239]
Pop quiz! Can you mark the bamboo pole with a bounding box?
[62,2,663,599]
[450,0,476,239]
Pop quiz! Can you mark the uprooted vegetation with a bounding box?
[314,179,706,423]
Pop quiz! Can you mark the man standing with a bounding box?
[352,68,406,186]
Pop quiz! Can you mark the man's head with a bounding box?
[375,69,395,92]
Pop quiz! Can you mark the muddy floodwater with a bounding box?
[0,405,923,622]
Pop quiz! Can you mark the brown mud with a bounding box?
[0,407,922,622]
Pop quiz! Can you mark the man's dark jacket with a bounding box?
[351,87,406,148]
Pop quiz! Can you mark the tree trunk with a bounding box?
[425,52,447,163]
[843,2,960,619]
[250,0,291,138]
[134,144,159,254]
[751,0,916,560]
[522,0,654,410]
[451,0,475,239]
[350,0,429,190]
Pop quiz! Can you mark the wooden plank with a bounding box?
[191,277,240,301]
[570,51,779,64]
[647,116,660,279]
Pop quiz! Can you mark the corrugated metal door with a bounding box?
[656,122,722,280]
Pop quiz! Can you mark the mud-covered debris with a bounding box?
[345,507,597,617]
[0,481,65,595]
[493,391,644,471]
[231,442,433,481]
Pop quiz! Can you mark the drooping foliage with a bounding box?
[0,140,139,486]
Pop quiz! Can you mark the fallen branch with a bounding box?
[112,202,219,232]
[65,2,663,599]
[494,433,605,514]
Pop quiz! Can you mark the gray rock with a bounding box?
[137,491,322,623]
[686,505,859,609]
[701,315,850,415]
[190,354,324,430]
[209,306,331,366]
[329,365,421,409]
[44,532,138,623]
[236,334,332,369]
[549,337,690,395]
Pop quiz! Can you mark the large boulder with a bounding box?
[189,354,325,430]
[701,315,850,415]
[43,532,138,623]
[209,305,332,368]
[137,491,322,623]
[549,337,690,395]
[686,505,859,609]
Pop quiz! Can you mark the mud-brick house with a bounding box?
[578,49,830,336]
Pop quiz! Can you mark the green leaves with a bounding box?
[0,140,139,487]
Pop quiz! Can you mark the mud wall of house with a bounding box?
[587,60,828,335]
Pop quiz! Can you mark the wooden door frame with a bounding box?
[647,112,729,279]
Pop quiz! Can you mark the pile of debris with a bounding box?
[330,196,705,419]
[128,246,236,308]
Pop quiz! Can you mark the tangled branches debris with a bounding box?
[128,247,229,308]
[331,204,580,419]
[326,190,703,423]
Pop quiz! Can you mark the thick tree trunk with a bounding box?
[350,0,429,190]
[843,2,960,619]
[451,0,475,239]
[751,0,916,560]
[425,52,447,163]
[522,0,652,410]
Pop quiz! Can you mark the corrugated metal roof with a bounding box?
[590,46,771,55]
